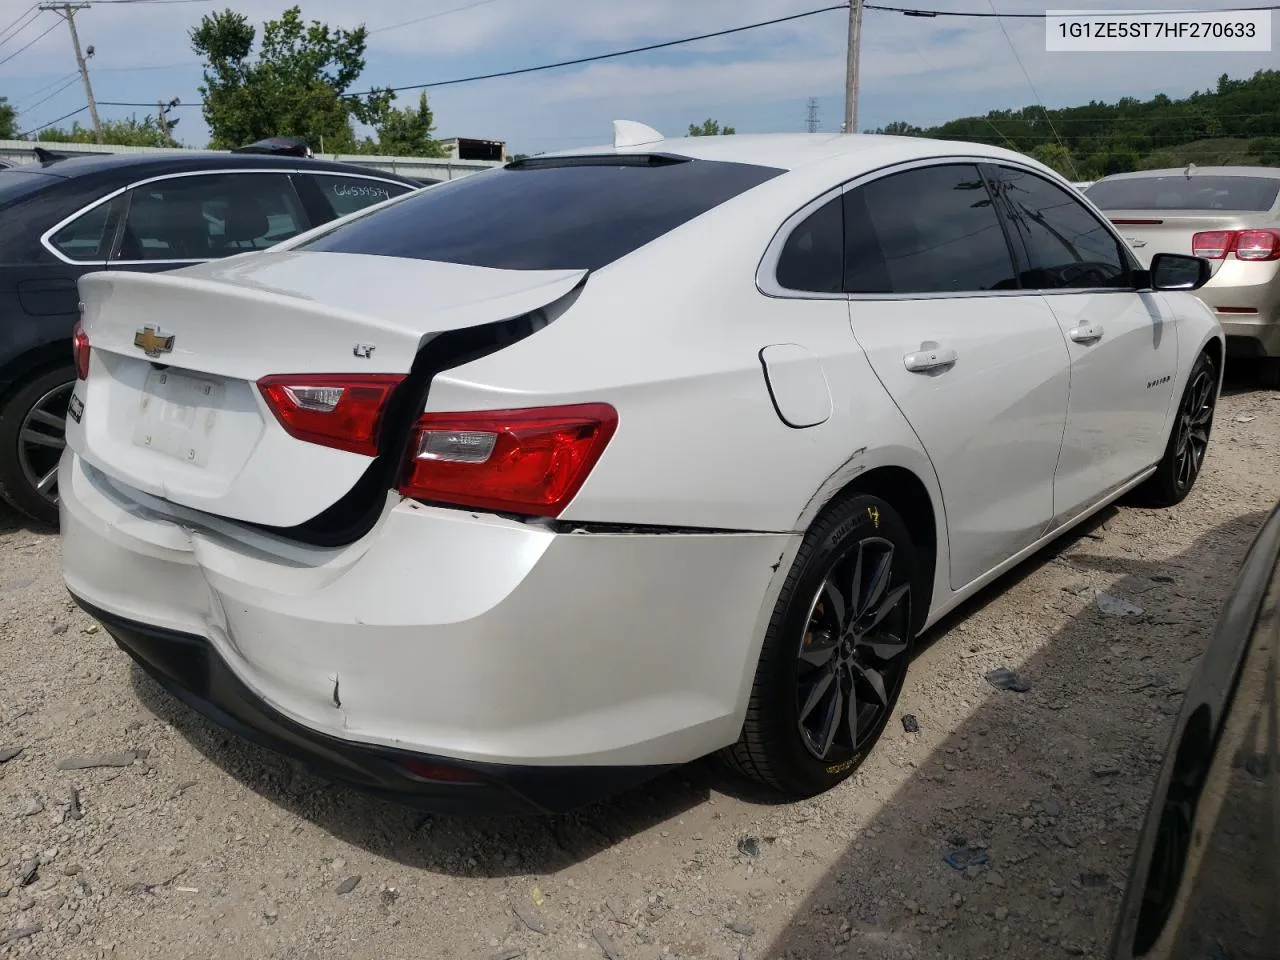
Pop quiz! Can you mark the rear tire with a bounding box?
[0,364,74,526]
[723,494,922,798]
[1135,350,1217,508]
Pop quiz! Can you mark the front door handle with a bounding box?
[1069,323,1104,344]
[904,344,958,373]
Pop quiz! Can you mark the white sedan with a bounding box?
[59,124,1223,814]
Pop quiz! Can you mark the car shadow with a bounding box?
[761,509,1269,959]
[0,499,53,535]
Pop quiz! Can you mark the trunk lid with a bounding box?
[70,251,585,527]
[1102,209,1275,271]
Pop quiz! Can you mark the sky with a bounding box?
[0,0,1276,155]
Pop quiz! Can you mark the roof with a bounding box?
[16,149,419,184]
[1098,166,1280,181]
[545,129,1051,177]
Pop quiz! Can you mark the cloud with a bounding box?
[2,0,1272,153]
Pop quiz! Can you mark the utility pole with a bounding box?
[806,97,820,134]
[39,3,103,144]
[156,97,180,144]
[843,0,864,135]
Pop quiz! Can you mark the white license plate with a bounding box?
[131,369,224,466]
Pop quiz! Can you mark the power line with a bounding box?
[0,6,43,49]
[982,0,1079,179]
[368,0,506,35]
[20,103,87,137]
[0,16,59,67]
[17,73,81,114]
[13,70,78,105]
[865,2,1280,16]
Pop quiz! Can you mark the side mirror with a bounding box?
[1150,252,1212,291]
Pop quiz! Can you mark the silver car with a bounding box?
[1086,167,1280,387]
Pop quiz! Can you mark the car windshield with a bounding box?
[297,155,785,271]
[0,170,60,208]
[1086,175,1280,212]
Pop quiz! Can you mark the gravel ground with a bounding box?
[1,380,1277,960]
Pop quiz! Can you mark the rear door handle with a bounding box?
[904,345,957,373]
[1069,323,1104,344]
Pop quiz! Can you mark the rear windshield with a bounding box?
[0,169,61,208]
[1086,175,1280,212]
[297,156,785,271]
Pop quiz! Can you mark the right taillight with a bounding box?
[1233,228,1280,261]
[72,320,90,380]
[1191,228,1280,261]
[1191,230,1235,259]
[399,403,618,518]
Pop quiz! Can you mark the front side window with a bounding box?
[116,173,308,262]
[995,167,1130,290]
[844,163,1018,295]
[298,156,785,271]
[311,174,412,218]
[48,196,124,261]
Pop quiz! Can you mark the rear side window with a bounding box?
[298,156,785,271]
[1086,175,1280,212]
[844,163,1017,294]
[48,196,125,261]
[117,173,308,262]
[775,197,844,293]
[310,174,412,218]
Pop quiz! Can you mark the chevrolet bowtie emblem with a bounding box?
[134,325,175,358]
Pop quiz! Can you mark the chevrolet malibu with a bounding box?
[59,125,1224,814]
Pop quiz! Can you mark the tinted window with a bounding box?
[775,197,844,293]
[997,167,1129,290]
[844,164,1017,294]
[1086,175,1280,212]
[299,157,784,271]
[311,174,412,218]
[117,173,307,262]
[48,196,122,261]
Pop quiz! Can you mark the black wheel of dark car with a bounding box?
[0,364,74,526]
[724,494,921,798]
[1136,350,1218,508]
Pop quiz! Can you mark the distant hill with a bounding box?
[871,69,1280,180]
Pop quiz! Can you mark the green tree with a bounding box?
[37,115,175,148]
[191,5,391,151]
[688,118,735,136]
[363,92,446,157]
[0,97,15,139]
[1030,142,1078,178]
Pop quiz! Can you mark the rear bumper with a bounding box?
[75,596,668,814]
[59,451,794,803]
[1199,259,1280,357]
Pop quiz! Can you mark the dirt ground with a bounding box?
[2,378,1277,960]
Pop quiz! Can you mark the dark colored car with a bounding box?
[0,150,419,523]
[1111,503,1280,959]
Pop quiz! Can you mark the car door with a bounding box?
[841,161,1073,590]
[990,164,1180,522]
[109,171,311,273]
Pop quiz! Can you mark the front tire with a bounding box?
[1137,350,1218,508]
[0,364,74,526]
[724,494,921,798]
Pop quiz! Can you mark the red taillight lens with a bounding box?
[257,374,405,456]
[72,320,90,380]
[1233,228,1280,261]
[1191,231,1235,259]
[399,403,618,518]
[395,759,485,784]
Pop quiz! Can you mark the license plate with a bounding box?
[131,369,223,466]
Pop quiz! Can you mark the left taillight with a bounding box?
[399,403,618,518]
[72,320,90,380]
[257,374,406,456]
